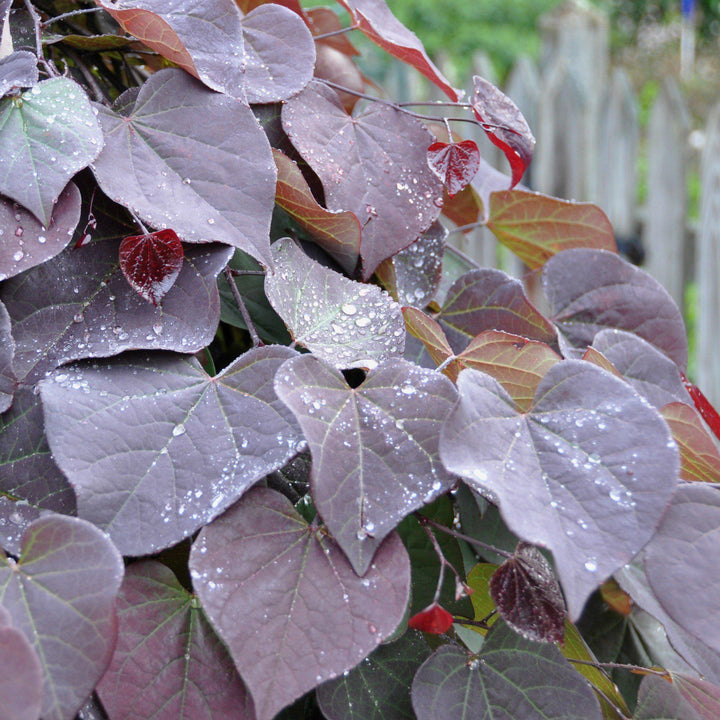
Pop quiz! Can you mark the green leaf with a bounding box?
[0,77,102,226]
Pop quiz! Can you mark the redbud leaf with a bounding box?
[487,190,617,269]
[490,542,566,644]
[427,140,480,198]
[306,6,360,56]
[472,76,535,189]
[661,402,720,483]
[681,373,720,443]
[0,50,38,99]
[189,487,411,720]
[119,229,184,306]
[408,603,454,635]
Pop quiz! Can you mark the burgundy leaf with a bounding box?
[0,604,43,720]
[1,239,232,384]
[189,487,411,720]
[0,183,81,282]
[275,354,457,575]
[440,362,678,619]
[489,542,566,644]
[97,561,253,720]
[282,81,444,279]
[411,623,601,720]
[543,248,688,369]
[0,50,39,99]
[334,0,458,101]
[681,372,720,442]
[408,603,454,634]
[0,515,124,720]
[92,69,276,268]
[472,76,535,189]
[0,498,42,558]
[427,140,480,197]
[40,346,303,556]
[119,229,184,306]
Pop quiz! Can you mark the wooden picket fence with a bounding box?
[374,1,720,405]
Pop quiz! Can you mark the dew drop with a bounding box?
[172,423,186,437]
[341,303,357,316]
[584,559,598,572]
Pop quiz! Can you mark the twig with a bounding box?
[23,0,58,77]
[313,21,360,41]
[435,355,457,374]
[447,220,485,234]
[223,267,262,347]
[64,48,108,103]
[423,516,513,559]
[127,208,149,235]
[41,7,104,28]
[452,613,495,630]
[566,658,671,679]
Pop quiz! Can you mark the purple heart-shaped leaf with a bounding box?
[427,140,480,197]
[40,346,304,556]
[189,487,411,720]
[440,360,678,618]
[275,354,457,575]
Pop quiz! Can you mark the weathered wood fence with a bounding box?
[377,1,720,405]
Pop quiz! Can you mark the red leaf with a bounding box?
[472,76,535,189]
[119,229,184,306]
[427,140,480,197]
[408,603,454,634]
[680,372,720,442]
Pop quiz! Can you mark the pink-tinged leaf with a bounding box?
[487,190,617,269]
[2,239,232,385]
[543,249,688,369]
[119,229,184,306]
[0,183,81,282]
[457,331,562,412]
[334,0,458,100]
[97,561,253,720]
[40,346,303,556]
[662,402,720,483]
[489,542,566,644]
[581,346,623,378]
[189,487,411,720]
[472,76,535,188]
[408,603,454,634]
[0,604,43,720]
[282,81,443,279]
[427,140,481,198]
[403,307,455,373]
[672,672,720,720]
[273,149,362,274]
[0,515,124,720]
[636,673,712,720]
[441,182,483,229]
[441,361,679,619]
[275,354,457,575]
[411,623,601,720]
[681,372,720,443]
[92,69,276,268]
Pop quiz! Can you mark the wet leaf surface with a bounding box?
[282,81,443,279]
[0,50,38,98]
[0,77,102,227]
[275,354,457,575]
[0,515,124,720]
[92,69,276,267]
[266,237,404,370]
[2,239,231,384]
[543,249,688,369]
[189,487,411,720]
[97,561,253,720]
[487,190,617,269]
[441,361,678,619]
[40,346,303,556]
[0,300,13,413]
[427,140,480,197]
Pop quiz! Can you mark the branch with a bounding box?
[41,7,105,28]
[23,0,58,77]
[423,516,513,559]
[223,266,262,347]
[313,21,360,41]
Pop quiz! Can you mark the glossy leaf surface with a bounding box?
[119,229,184,306]
[543,249,688,369]
[0,182,81,282]
[0,77,102,226]
[282,81,443,278]
[472,76,535,188]
[97,561,252,720]
[275,354,457,574]
[40,346,303,555]
[190,487,411,720]
[92,69,275,267]
[487,190,617,269]
[441,362,678,618]
[266,237,404,370]
[0,516,124,720]
[2,239,231,384]
[273,148,362,275]
[0,50,38,98]
[411,622,601,720]
[316,630,431,720]
[427,140,480,197]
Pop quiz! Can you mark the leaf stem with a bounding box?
[447,220,485,234]
[223,267,262,347]
[64,48,109,103]
[435,355,457,374]
[23,0,59,77]
[423,516,513,559]
[452,613,494,630]
[127,208,149,235]
[313,21,360,41]
[41,7,105,28]
[566,658,672,679]
[418,515,466,604]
